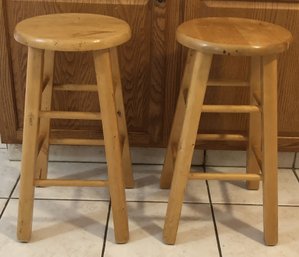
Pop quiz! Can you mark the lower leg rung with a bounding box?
[197,133,247,141]
[39,111,101,120]
[189,172,261,181]
[49,138,105,146]
[53,84,98,92]
[34,179,108,187]
[202,105,260,113]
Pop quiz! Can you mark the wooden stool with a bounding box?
[160,17,292,246]
[14,13,134,243]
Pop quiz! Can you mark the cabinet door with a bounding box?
[0,0,167,146]
[181,0,299,150]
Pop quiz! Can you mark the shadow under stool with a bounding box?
[160,17,292,246]
[14,13,134,243]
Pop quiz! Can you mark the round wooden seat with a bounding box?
[176,17,292,56]
[14,13,131,51]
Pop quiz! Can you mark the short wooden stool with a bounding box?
[160,17,292,245]
[14,13,134,243]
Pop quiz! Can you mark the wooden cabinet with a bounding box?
[1,0,299,150]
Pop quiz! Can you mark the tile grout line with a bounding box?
[291,152,299,183]
[0,175,20,220]
[203,150,223,257]
[101,200,111,257]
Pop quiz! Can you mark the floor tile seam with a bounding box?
[291,153,299,183]
[9,197,111,202]
[101,200,111,257]
[203,151,223,257]
[211,202,299,207]
[0,175,20,219]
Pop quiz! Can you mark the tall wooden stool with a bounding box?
[160,17,292,245]
[14,13,134,243]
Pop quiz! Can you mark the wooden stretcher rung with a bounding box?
[197,133,248,141]
[49,138,105,146]
[188,172,262,181]
[34,179,108,187]
[202,105,260,113]
[252,146,262,172]
[53,84,98,92]
[39,111,101,120]
[207,79,250,87]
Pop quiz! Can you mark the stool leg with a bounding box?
[36,51,55,180]
[17,47,44,242]
[246,56,262,190]
[109,47,134,188]
[160,50,196,189]
[94,49,129,243]
[261,55,278,246]
[163,51,212,244]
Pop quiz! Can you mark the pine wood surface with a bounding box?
[14,13,131,51]
[1,0,299,150]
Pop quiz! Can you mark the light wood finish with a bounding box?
[197,133,247,142]
[53,84,98,92]
[110,47,134,188]
[34,179,108,187]
[17,47,44,242]
[36,50,55,180]
[15,12,133,244]
[262,55,278,246]
[176,17,292,56]
[94,49,129,243]
[49,138,105,146]
[189,172,261,181]
[163,51,212,244]
[202,105,260,113]
[160,50,198,189]
[2,1,299,151]
[39,111,102,120]
[247,57,262,190]
[14,13,131,51]
[207,79,249,87]
[162,17,290,246]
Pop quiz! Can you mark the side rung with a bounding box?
[189,172,261,181]
[207,79,249,87]
[202,105,260,113]
[53,84,98,92]
[252,146,262,171]
[34,179,108,187]
[197,133,247,141]
[49,138,105,146]
[39,111,101,120]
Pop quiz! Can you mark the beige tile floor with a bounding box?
[0,146,298,257]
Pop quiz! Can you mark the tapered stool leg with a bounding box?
[163,51,212,244]
[17,47,44,242]
[160,50,198,189]
[246,56,262,190]
[261,55,278,246]
[36,51,55,180]
[94,49,129,243]
[110,47,134,188]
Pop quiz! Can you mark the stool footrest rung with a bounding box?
[34,179,108,187]
[207,79,249,87]
[252,146,262,171]
[39,111,101,120]
[202,105,260,113]
[189,172,262,181]
[197,133,248,141]
[49,138,105,146]
[53,84,98,92]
